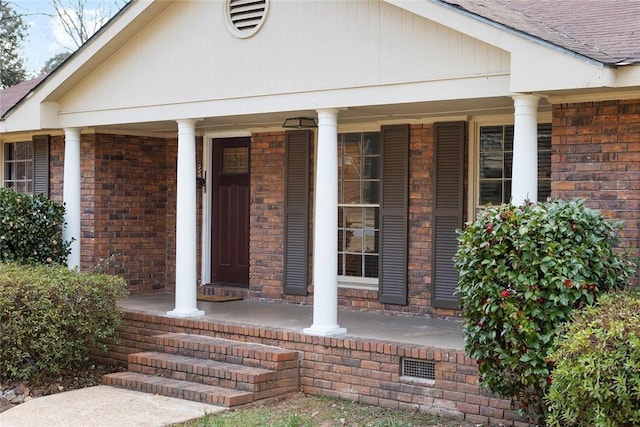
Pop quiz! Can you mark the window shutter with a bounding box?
[284,130,311,295]
[432,122,465,309]
[32,135,50,197]
[379,124,409,305]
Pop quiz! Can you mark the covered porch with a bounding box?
[119,293,464,349]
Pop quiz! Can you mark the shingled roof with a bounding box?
[0,75,47,118]
[439,0,640,65]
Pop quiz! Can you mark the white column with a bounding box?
[63,127,82,270]
[303,109,346,336]
[511,94,540,205]
[168,119,204,317]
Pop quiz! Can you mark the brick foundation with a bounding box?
[94,312,529,426]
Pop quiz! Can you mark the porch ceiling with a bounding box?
[95,96,546,136]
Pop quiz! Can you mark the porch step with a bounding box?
[128,351,277,392]
[154,333,300,370]
[103,333,300,407]
[102,371,254,407]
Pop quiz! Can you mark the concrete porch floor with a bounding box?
[120,293,465,350]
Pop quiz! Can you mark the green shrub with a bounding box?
[545,291,640,427]
[0,263,128,380]
[0,188,72,265]
[454,199,635,417]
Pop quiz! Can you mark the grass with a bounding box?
[176,393,474,427]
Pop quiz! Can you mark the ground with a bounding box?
[0,364,121,413]
[2,367,474,426]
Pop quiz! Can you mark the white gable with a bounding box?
[53,0,509,127]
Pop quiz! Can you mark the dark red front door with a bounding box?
[211,138,250,286]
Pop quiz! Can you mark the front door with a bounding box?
[211,138,250,286]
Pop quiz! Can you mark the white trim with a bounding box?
[201,131,253,286]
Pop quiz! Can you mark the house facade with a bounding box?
[1,0,640,331]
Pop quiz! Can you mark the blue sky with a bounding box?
[12,0,123,76]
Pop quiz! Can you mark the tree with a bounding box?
[0,0,28,88]
[40,51,72,75]
[51,0,125,50]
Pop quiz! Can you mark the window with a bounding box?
[478,123,551,206]
[337,132,380,283]
[4,141,34,194]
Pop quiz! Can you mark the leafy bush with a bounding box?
[0,263,128,380]
[454,199,635,417]
[545,291,640,426]
[0,188,72,264]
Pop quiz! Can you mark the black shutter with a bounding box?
[379,124,409,305]
[283,130,311,295]
[432,122,465,309]
[32,135,50,197]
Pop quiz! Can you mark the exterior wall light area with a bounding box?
[282,117,317,129]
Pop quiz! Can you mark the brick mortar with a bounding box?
[95,311,526,426]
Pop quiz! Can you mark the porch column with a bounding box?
[511,94,540,205]
[168,119,204,317]
[303,108,346,336]
[63,127,82,269]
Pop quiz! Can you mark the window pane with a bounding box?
[337,253,344,275]
[342,181,360,204]
[338,207,344,228]
[479,181,503,205]
[362,181,379,204]
[538,180,551,202]
[364,255,379,278]
[362,157,380,179]
[345,254,362,276]
[505,152,513,178]
[344,207,363,228]
[480,153,503,178]
[364,230,378,253]
[345,229,363,253]
[337,230,344,252]
[505,179,512,202]
[504,126,514,152]
[363,207,378,229]
[480,126,503,151]
[538,124,552,150]
[362,133,380,155]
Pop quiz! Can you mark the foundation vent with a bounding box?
[226,0,269,38]
[401,358,435,382]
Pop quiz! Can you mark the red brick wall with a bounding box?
[247,127,451,316]
[552,99,640,259]
[95,312,527,426]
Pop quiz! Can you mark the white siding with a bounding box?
[59,0,509,115]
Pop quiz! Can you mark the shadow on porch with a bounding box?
[119,293,464,349]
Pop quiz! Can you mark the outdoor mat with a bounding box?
[197,294,243,302]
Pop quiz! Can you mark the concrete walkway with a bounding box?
[0,385,224,427]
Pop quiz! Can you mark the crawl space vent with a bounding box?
[226,0,269,39]
[402,358,435,381]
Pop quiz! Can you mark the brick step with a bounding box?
[128,351,278,392]
[154,333,300,370]
[102,371,254,407]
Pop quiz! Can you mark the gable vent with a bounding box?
[226,0,269,39]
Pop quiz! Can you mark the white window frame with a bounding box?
[2,140,34,194]
[337,130,381,290]
[468,113,552,219]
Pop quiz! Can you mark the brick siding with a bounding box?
[94,312,529,426]
[552,99,640,264]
